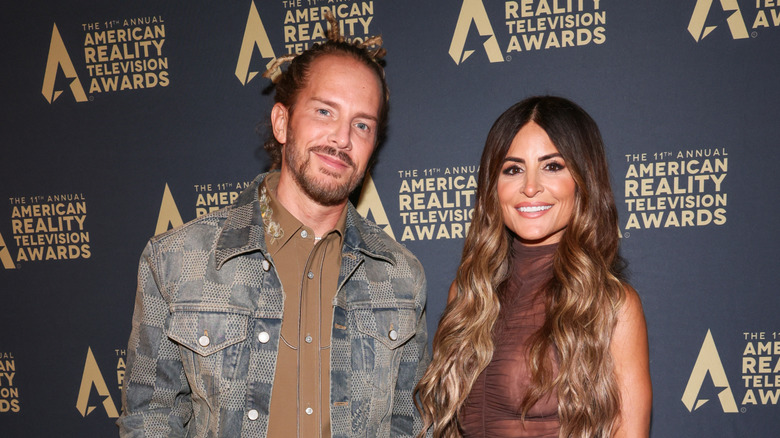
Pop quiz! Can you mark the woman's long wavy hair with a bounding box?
[415,96,626,438]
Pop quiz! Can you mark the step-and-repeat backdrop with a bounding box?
[2,1,778,436]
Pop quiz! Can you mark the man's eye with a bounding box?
[317,109,331,116]
[355,122,369,131]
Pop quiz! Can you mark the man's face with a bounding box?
[273,55,382,206]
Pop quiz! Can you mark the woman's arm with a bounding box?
[611,286,652,437]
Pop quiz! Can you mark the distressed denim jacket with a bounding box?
[118,172,429,437]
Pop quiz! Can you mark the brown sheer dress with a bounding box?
[459,240,560,437]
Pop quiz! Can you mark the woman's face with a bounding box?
[497,121,577,246]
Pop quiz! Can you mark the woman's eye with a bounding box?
[502,165,522,175]
[544,161,565,171]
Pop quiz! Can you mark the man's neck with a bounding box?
[274,171,348,238]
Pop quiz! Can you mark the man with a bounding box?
[118,23,428,438]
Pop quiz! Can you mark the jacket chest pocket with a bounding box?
[166,308,251,392]
[350,304,417,391]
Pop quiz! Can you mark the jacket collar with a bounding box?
[215,172,396,269]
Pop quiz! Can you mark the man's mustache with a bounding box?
[309,146,354,168]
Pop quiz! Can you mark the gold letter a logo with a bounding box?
[235,1,278,85]
[681,329,739,413]
[76,347,119,418]
[449,0,504,64]
[155,183,184,236]
[0,232,15,269]
[356,172,395,240]
[42,23,87,103]
[688,0,748,41]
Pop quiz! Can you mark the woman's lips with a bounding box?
[516,203,552,217]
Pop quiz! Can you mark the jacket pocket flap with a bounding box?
[354,307,417,349]
[167,310,249,356]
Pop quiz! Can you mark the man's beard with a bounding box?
[284,136,364,206]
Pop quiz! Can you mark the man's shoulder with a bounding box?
[376,227,421,268]
[148,208,230,251]
[350,208,423,274]
[148,173,264,251]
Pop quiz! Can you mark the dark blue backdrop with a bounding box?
[2,1,779,436]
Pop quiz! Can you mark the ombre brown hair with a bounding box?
[416,96,626,437]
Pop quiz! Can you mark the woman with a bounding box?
[416,96,651,437]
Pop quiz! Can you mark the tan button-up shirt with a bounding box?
[262,173,346,438]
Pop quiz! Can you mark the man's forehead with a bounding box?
[302,56,382,104]
[309,54,379,82]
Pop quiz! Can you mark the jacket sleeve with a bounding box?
[390,265,431,437]
[117,241,192,437]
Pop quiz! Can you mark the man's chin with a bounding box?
[308,169,343,186]
[313,161,353,179]
[299,176,353,205]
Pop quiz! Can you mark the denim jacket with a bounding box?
[118,172,429,437]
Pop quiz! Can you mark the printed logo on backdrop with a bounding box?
[621,148,727,234]
[4,194,91,267]
[154,181,252,236]
[683,329,780,414]
[449,0,606,65]
[42,15,169,103]
[688,0,780,42]
[76,347,125,419]
[0,232,16,270]
[450,0,504,64]
[41,24,88,103]
[155,183,185,236]
[236,0,377,86]
[397,166,477,242]
[0,352,19,413]
[236,1,277,85]
[682,329,739,413]
[356,172,395,239]
[194,181,250,218]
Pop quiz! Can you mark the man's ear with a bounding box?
[271,102,288,145]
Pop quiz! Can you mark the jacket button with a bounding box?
[247,409,259,421]
[305,407,313,415]
[388,329,398,341]
[198,335,210,347]
[301,230,309,238]
[262,260,270,271]
[258,331,270,343]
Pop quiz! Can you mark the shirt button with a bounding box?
[247,409,259,421]
[258,331,270,344]
[388,329,398,341]
[305,335,313,343]
[305,407,313,415]
[301,230,308,238]
[262,260,270,271]
[307,271,314,279]
[198,335,210,347]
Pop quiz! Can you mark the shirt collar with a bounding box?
[215,172,394,270]
[262,172,347,253]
